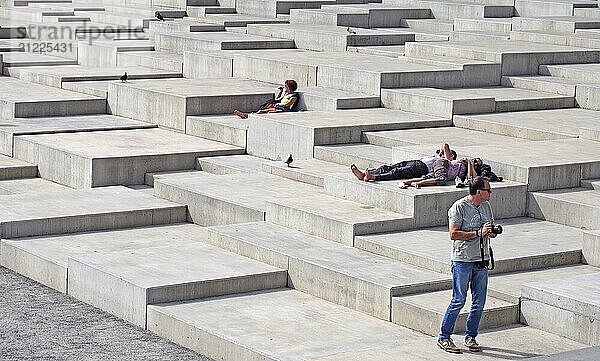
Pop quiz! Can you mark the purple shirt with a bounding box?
[447,160,466,180]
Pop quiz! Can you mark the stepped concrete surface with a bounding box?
[0,52,78,75]
[583,230,600,267]
[382,86,574,117]
[117,50,184,72]
[193,13,289,27]
[185,115,249,148]
[488,265,600,304]
[196,154,264,175]
[502,74,579,96]
[355,217,583,275]
[521,273,600,345]
[202,221,450,319]
[0,155,36,180]
[246,108,451,160]
[394,138,600,191]
[61,80,117,98]
[154,172,321,226]
[156,32,295,53]
[108,78,275,130]
[528,188,600,229]
[393,289,518,336]
[16,65,183,88]
[0,186,185,238]
[0,77,106,118]
[262,158,349,187]
[77,40,156,67]
[67,241,287,328]
[322,173,526,226]
[540,63,600,82]
[454,108,599,140]
[515,0,598,17]
[148,289,586,361]
[13,128,244,188]
[528,346,600,361]
[0,114,155,156]
[314,143,393,170]
[0,177,67,195]
[404,40,600,75]
[0,223,204,292]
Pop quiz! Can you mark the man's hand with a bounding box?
[482,222,497,238]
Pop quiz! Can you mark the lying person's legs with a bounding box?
[365,160,428,182]
[233,109,248,119]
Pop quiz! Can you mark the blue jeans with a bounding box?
[439,261,488,340]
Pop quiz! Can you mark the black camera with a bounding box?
[491,224,503,235]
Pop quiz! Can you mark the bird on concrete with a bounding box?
[120,72,128,82]
[285,154,293,167]
[155,11,165,21]
[347,26,356,35]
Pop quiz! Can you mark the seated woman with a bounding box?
[399,156,478,189]
[234,79,299,119]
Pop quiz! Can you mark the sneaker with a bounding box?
[455,177,465,188]
[464,336,482,352]
[437,338,461,354]
[463,176,472,187]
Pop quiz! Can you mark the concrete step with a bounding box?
[403,18,453,32]
[186,5,236,16]
[266,192,413,245]
[382,87,574,118]
[299,86,381,111]
[0,52,77,76]
[116,50,184,72]
[454,108,600,141]
[195,154,264,175]
[449,30,511,42]
[383,0,514,20]
[14,128,243,188]
[528,188,600,230]
[0,177,68,196]
[155,32,294,54]
[404,40,600,76]
[516,0,597,17]
[262,158,349,187]
[14,65,182,88]
[513,16,600,34]
[347,44,405,57]
[314,143,392,170]
[0,77,106,118]
[183,50,235,79]
[154,172,321,226]
[356,217,583,275]
[147,18,225,37]
[581,178,600,191]
[190,13,289,27]
[108,78,275,131]
[489,265,600,304]
[0,185,186,238]
[501,75,578,96]
[453,17,512,33]
[540,63,600,83]
[78,39,155,67]
[0,114,154,156]
[522,273,600,346]
[186,114,248,148]
[290,5,432,28]
[392,138,600,191]
[583,229,600,267]
[201,221,451,319]
[0,155,37,180]
[246,108,451,161]
[238,0,341,18]
[393,290,519,336]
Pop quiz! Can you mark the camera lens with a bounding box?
[492,225,503,234]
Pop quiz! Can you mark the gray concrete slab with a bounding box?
[14,128,244,187]
[196,13,289,27]
[78,40,155,67]
[156,32,295,54]
[17,65,182,88]
[0,77,106,118]
[355,217,583,275]
[201,221,450,319]
[454,108,599,141]
[262,158,349,187]
[117,50,184,72]
[0,177,67,195]
[541,63,600,82]
[522,272,600,345]
[488,265,600,304]
[0,186,186,238]
[501,75,578,96]
[0,114,155,156]
[0,155,37,180]
[67,241,287,328]
[528,346,600,361]
[528,188,600,229]
[154,172,321,226]
[0,223,204,292]
[0,52,77,75]
[347,44,405,57]
[62,80,114,98]
[246,108,451,160]
[185,115,249,148]
[108,78,275,130]
[393,289,518,336]
[583,230,600,267]
[196,154,264,175]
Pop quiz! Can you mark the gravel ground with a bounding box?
[0,266,214,361]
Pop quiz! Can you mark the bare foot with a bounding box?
[234,109,248,119]
[364,169,374,182]
[413,182,421,189]
[350,164,364,181]
[399,182,409,189]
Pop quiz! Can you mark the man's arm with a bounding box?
[449,223,478,241]
[442,143,453,160]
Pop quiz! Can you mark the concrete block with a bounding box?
[198,13,289,27]
[67,242,287,327]
[13,128,243,188]
[501,75,577,96]
[183,51,233,79]
[0,155,37,180]
[108,78,274,130]
[265,194,412,245]
[540,63,600,83]
[314,143,392,170]
[185,115,248,148]
[0,186,186,238]
[196,154,264,175]
[156,32,294,54]
[583,230,600,267]
[580,124,600,141]
[356,217,583,275]
[299,87,381,111]
[289,8,369,27]
[453,17,512,33]
[154,172,320,226]
[233,49,318,86]
[393,290,518,336]
[239,0,337,18]
[515,0,597,17]
[527,188,600,230]
[77,40,155,67]
[576,83,600,110]
[117,51,184,72]
[261,158,349,187]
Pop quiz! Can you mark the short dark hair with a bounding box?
[450,150,457,160]
[469,176,488,195]
[285,79,298,92]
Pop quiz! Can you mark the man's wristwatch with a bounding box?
[475,229,479,238]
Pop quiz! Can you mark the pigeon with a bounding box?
[347,26,356,35]
[120,72,128,82]
[284,154,293,167]
[155,11,165,21]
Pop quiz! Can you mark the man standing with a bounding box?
[437,176,497,353]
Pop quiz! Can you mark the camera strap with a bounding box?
[477,208,495,271]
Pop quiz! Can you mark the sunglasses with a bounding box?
[480,188,492,193]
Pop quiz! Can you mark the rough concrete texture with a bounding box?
[0,266,213,361]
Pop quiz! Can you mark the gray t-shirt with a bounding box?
[448,196,494,262]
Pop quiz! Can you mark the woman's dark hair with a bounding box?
[450,150,457,160]
[469,176,488,195]
[285,79,298,92]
